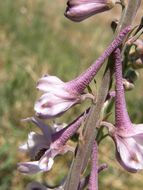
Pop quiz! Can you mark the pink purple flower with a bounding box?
[34,27,130,119]
[34,75,91,119]
[18,112,86,174]
[65,0,118,22]
[109,48,143,173]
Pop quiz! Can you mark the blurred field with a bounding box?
[0,0,143,190]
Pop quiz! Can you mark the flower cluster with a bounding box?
[18,0,143,190]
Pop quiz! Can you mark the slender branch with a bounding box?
[118,0,141,31]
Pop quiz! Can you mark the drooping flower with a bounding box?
[65,0,118,22]
[34,26,130,119]
[34,75,91,119]
[110,48,143,173]
[18,111,86,174]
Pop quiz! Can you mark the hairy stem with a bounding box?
[88,141,98,190]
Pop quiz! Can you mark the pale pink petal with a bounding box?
[19,132,50,158]
[25,117,53,140]
[115,136,143,172]
[117,124,143,138]
[37,75,64,92]
[35,93,79,118]
[132,124,143,135]
[17,161,42,174]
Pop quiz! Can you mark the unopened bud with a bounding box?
[131,56,143,69]
[65,0,117,22]
[123,78,135,91]
[124,69,139,83]
[134,39,143,55]
[129,40,143,69]
[111,19,119,32]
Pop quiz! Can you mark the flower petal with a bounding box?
[117,124,143,138]
[19,131,50,158]
[35,92,79,119]
[37,75,64,92]
[17,161,42,174]
[25,117,53,140]
[115,135,143,172]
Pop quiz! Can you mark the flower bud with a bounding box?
[111,19,119,32]
[129,39,143,69]
[65,0,117,22]
[133,39,143,55]
[131,57,143,69]
[124,69,139,83]
[123,78,134,91]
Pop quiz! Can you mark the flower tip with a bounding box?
[17,164,29,174]
[64,9,82,22]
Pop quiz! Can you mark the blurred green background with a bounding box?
[0,0,143,189]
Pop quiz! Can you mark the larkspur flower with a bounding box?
[65,0,118,22]
[34,75,92,119]
[35,27,130,119]
[109,48,143,173]
[18,111,86,174]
